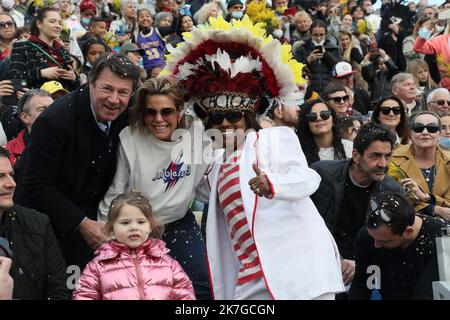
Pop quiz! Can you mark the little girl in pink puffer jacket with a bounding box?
[73,191,195,300]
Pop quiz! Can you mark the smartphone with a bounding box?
[2,79,26,106]
[11,79,26,91]
[314,45,324,53]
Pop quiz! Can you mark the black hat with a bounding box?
[227,0,243,9]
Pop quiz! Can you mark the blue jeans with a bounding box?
[162,209,212,300]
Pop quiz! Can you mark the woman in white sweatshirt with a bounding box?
[98,76,211,299]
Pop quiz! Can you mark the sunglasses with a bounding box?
[380,106,402,115]
[143,107,177,118]
[306,110,332,122]
[329,95,349,104]
[0,21,14,29]
[412,122,440,134]
[208,112,243,126]
[367,199,392,227]
[430,100,450,106]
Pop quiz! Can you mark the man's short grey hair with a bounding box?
[18,89,51,114]
[121,0,137,13]
[391,73,415,91]
[427,88,450,104]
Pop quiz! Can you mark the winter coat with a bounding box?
[310,158,406,232]
[295,37,343,93]
[0,205,70,300]
[413,34,450,90]
[73,239,196,300]
[362,57,399,105]
[7,39,79,90]
[4,128,26,166]
[391,144,450,213]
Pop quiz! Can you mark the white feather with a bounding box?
[230,56,261,78]
[177,62,198,80]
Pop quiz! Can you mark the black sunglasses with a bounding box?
[0,21,14,29]
[329,95,349,104]
[412,122,440,134]
[143,107,177,118]
[306,110,332,122]
[208,112,243,126]
[367,199,392,228]
[430,100,450,106]
[380,106,402,115]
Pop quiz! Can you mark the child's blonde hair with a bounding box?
[406,58,437,88]
[105,191,165,239]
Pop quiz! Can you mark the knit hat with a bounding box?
[164,16,302,117]
[79,0,96,15]
[226,0,243,9]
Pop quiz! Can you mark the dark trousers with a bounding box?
[162,209,212,300]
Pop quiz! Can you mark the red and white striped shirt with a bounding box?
[217,149,262,285]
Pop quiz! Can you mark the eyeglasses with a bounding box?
[0,21,14,29]
[208,112,244,126]
[430,100,450,106]
[306,110,332,122]
[329,95,349,104]
[380,106,402,115]
[143,107,177,118]
[412,122,440,134]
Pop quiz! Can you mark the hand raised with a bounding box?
[248,162,272,198]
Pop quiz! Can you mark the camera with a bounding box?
[0,237,13,258]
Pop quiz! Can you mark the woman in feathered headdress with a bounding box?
[164,15,345,300]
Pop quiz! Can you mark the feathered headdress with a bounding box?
[163,15,302,117]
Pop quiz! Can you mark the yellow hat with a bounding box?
[40,81,69,95]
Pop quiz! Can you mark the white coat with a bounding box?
[197,126,345,300]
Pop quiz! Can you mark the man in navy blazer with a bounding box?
[15,53,141,271]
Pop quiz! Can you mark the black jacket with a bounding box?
[295,37,342,93]
[362,58,399,105]
[7,40,79,90]
[310,159,406,232]
[352,86,372,115]
[14,85,128,267]
[0,205,70,300]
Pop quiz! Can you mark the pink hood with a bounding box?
[73,239,195,300]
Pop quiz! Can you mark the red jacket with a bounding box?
[4,129,26,166]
